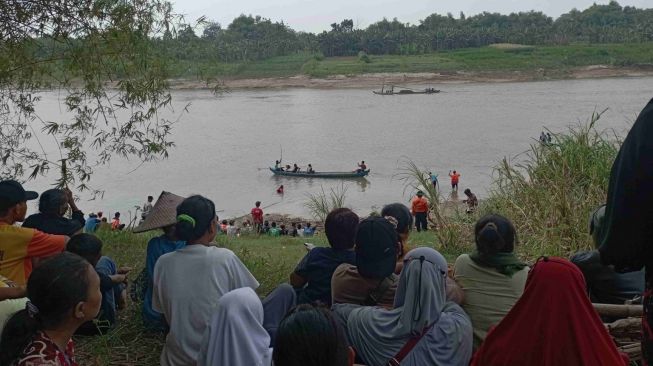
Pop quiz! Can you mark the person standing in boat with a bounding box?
[274,160,282,171]
[307,164,315,174]
[292,164,300,173]
[357,161,367,173]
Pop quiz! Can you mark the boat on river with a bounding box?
[373,85,440,95]
[270,168,370,178]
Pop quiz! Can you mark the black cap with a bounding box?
[0,180,38,205]
[355,217,398,278]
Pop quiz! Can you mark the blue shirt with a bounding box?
[294,247,356,305]
[142,235,185,330]
[303,227,315,237]
[84,217,100,233]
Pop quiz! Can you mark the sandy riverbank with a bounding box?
[168,65,653,90]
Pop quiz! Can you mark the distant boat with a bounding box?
[270,168,370,178]
[373,85,440,95]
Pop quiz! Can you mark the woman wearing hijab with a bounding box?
[453,214,528,348]
[595,98,653,363]
[471,257,628,366]
[198,287,272,366]
[333,247,472,366]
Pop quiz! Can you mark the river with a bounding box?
[27,76,653,220]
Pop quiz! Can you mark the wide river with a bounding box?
[28,76,653,220]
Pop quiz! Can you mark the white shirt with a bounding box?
[153,245,259,366]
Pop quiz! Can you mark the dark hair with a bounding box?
[101,217,107,222]
[148,195,153,200]
[464,188,471,195]
[474,214,516,255]
[0,197,15,216]
[255,201,261,207]
[272,222,277,228]
[222,219,228,225]
[66,234,103,265]
[273,304,349,366]
[38,189,67,216]
[325,208,359,250]
[381,203,413,235]
[228,220,235,225]
[0,253,92,365]
[175,195,216,242]
[264,220,269,226]
[114,212,120,218]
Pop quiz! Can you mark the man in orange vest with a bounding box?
[411,190,429,232]
[449,170,461,191]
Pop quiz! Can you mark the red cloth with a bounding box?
[471,257,628,366]
[411,196,428,213]
[17,331,77,366]
[251,207,263,223]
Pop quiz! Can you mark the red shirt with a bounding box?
[450,173,460,184]
[251,207,263,223]
[17,331,77,366]
[411,196,429,214]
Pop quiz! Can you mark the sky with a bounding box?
[173,0,651,33]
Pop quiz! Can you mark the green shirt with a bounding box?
[453,254,529,349]
[268,228,281,237]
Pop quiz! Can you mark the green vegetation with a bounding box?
[76,113,619,364]
[167,43,653,79]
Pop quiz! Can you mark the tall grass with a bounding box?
[483,110,619,259]
[304,183,349,222]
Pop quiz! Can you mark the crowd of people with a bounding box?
[0,99,652,365]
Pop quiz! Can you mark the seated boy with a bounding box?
[291,208,358,306]
[66,233,131,334]
[331,216,399,309]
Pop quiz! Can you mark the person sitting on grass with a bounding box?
[111,212,125,231]
[331,216,400,309]
[142,224,185,332]
[269,222,281,237]
[290,223,298,237]
[291,208,358,306]
[333,247,473,366]
[470,257,629,366]
[0,180,68,286]
[0,252,101,366]
[198,287,272,366]
[66,233,131,334]
[273,304,355,366]
[453,214,528,349]
[0,275,27,333]
[152,195,260,365]
[280,224,288,236]
[262,220,270,234]
[302,222,315,237]
[23,188,85,236]
[226,220,239,237]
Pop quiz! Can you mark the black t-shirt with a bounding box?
[23,212,85,236]
[294,247,356,306]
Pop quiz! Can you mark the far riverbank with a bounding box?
[170,64,653,90]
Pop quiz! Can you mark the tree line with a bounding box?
[162,1,652,61]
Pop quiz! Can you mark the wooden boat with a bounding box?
[270,168,370,178]
[373,87,440,95]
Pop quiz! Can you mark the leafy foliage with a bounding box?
[0,0,187,191]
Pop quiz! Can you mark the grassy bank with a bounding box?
[75,113,620,364]
[170,43,653,80]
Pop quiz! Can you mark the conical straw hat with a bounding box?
[133,191,186,233]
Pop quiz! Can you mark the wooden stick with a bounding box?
[593,303,643,318]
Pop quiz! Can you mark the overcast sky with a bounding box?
[173,0,651,33]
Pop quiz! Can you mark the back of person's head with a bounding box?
[222,219,228,225]
[272,222,277,228]
[0,197,14,217]
[97,211,103,218]
[175,195,216,242]
[464,188,471,195]
[297,224,302,229]
[355,216,398,279]
[264,220,269,226]
[324,208,359,250]
[66,233,103,265]
[475,214,516,255]
[148,195,153,201]
[380,203,413,235]
[273,304,351,366]
[256,201,261,207]
[0,253,96,365]
[101,217,108,222]
[114,212,120,218]
[229,220,235,226]
[306,222,311,228]
[38,189,67,216]
[281,224,286,229]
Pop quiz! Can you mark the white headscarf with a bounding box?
[333,247,472,366]
[198,287,272,366]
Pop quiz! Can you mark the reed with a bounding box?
[304,183,349,222]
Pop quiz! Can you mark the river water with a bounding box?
[27,76,653,220]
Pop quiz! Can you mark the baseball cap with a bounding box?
[0,180,39,204]
[355,216,399,278]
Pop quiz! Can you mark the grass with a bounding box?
[76,111,621,364]
[168,43,653,80]
[75,230,458,365]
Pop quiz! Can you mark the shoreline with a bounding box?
[169,65,653,90]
